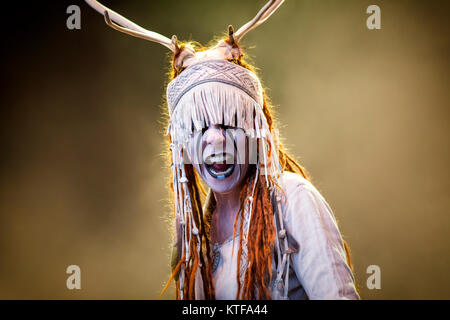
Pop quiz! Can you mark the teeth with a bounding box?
[208,164,235,177]
[204,153,234,165]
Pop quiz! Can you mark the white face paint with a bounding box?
[188,124,251,194]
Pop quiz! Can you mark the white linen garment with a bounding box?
[212,171,360,300]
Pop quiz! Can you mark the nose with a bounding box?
[203,125,225,146]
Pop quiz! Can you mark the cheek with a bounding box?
[234,131,249,165]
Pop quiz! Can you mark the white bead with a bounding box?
[179,176,188,183]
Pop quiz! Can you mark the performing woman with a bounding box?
[85,0,360,300]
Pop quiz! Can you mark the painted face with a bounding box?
[188,124,251,194]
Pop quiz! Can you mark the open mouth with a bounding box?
[204,153,235,180]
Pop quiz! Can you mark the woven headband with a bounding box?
[167,60,263,115]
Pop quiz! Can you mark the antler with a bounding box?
[234,0,285,43]
[84,0,178,52]
[84,0,286,70]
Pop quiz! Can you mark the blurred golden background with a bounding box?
[0,0,448,299]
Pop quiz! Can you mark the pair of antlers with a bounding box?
[85,0,285,54]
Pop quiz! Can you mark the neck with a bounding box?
[213,186,242,219]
